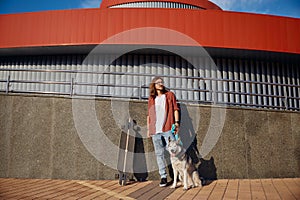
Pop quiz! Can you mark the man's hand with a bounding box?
[174,122,180,134]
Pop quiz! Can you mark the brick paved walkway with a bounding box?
[0,178,299,199]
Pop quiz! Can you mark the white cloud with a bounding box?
[80,0,102,8]
[210,0,264,11]
[209,0,236,10]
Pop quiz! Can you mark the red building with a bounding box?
[0,0,299,110]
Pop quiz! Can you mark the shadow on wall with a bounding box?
[198,157,217,184]
[133,120,148,182]
[180,104,218,184]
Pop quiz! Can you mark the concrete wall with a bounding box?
[0,94,299,180]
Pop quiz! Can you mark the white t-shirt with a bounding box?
[155,94,166,133]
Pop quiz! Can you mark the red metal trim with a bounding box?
[0,8,299,54]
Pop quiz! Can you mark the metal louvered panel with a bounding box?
[109,1,203,9]
[255,61,261,106]
[297,65,300,109]
[250,61,256,106]
[216,59,223,103]
[266,62,272,108]
[286,65,293,109]
[276,62,282,108]
[174,56,182,100]
[0,54,299,111]
[224,59,230,103]
[239,60,246,105]
[1,60,8,92]
[192,57,200,101]
[228,59,234,103]
[187,57,193,101]
[199,57,205,102]
[290,64,297,109]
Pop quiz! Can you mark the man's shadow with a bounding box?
[179,104,200,164]
[179,104,217,185]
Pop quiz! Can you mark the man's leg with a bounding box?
[152,133,167,179]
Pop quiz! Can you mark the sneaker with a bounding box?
[159,178,167,187]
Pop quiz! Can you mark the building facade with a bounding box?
[0,0,299,180]
[0,0,299,111]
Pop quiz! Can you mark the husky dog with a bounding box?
[167,137,202,190]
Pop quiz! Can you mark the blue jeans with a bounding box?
[152,130,175,179]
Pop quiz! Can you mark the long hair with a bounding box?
[149,76,167,97]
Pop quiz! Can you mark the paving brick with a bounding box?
[1,178,299,199]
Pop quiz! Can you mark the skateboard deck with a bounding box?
[117,118,136,186]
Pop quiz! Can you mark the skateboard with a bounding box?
[117,118,136,186]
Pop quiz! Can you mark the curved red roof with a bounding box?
[0,7,299,55]
[100,0,222,10]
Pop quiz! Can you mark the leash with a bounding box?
[170,124,186,160]
[171,123,183,145]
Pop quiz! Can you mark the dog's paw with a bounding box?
[170,185,176,189]
[183,185,190,190]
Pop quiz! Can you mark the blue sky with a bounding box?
[0,0,299,18]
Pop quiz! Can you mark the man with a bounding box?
[147,76,180,187]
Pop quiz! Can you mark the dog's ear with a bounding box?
[168,136,171,143]
[176,137,181,144]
